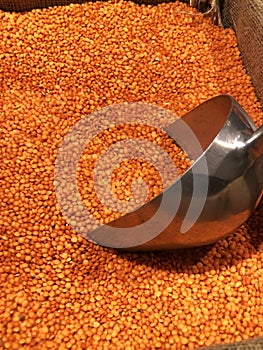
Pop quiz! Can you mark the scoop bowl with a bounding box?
[88,95,263,251]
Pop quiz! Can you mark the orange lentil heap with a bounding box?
[0,1,263,349]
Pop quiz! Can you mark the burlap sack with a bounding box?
[0,0,214,11]
[0,0,87,11]
[202,337,263,350]
[223,0,263,109]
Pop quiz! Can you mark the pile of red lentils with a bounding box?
[0,1,263,349]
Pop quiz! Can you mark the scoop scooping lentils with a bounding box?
[0,1,263,349]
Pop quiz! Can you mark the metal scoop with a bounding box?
[88,95,263,251]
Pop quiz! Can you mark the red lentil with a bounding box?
[0,1,262,350]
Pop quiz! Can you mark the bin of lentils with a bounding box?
[0,0,262,349]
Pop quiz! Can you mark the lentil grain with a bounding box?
[0,1,263,350]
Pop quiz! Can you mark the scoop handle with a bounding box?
[246,125,263,158]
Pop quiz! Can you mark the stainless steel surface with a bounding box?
[88,95,263,251]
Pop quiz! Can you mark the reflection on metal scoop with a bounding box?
[88,95,263,251]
